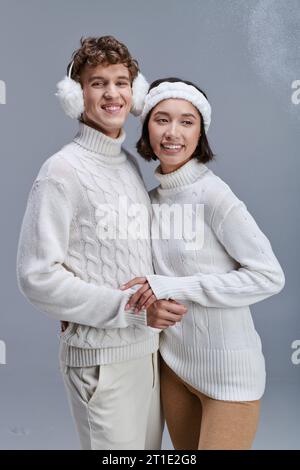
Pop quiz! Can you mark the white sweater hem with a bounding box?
[59,334,159,367]
[160,336,266,401]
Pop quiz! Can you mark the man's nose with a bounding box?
[103,83,119,99]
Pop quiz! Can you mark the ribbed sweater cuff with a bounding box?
[124,308,147,326]
[146,274,190,300]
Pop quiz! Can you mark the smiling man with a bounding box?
[81,62,132,137]
[16,36,187,450]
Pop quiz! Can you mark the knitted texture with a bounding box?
[17,123,159,366]
[146,157,285,400]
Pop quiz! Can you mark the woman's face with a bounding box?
[148,98,201,173]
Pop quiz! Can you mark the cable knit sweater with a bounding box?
[146,158,285,401]
[17,123,159,367]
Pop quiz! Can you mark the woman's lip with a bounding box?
[160,144,184,154]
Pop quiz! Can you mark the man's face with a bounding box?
[80,63,132,138]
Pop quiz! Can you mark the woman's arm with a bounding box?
[146,200,285,308]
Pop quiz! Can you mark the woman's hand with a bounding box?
[120,277,157,312]
[147,299,187,329]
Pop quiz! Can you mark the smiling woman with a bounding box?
[128,76,286,450]
[0,80,6,104]
[137,77,214,166]
[147,99,202,174]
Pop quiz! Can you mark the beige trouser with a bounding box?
[59,351,164,450]
[161,357,260,450]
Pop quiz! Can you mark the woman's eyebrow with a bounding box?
[153,111,170,117]
[153,111,197,119]
[181,113,197,119]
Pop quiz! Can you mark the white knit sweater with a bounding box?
[17,123,159,366]
[146,157,285,401]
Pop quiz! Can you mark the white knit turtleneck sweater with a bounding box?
[17,123,159,366]
[146,158,285,401]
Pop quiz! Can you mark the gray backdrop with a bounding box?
[0,0,299,449]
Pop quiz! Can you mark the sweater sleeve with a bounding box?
[146,199,285,308]
[16,177,147,328]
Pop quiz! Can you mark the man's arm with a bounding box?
[17,177,147,328]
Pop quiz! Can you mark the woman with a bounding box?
[121,78,285,450]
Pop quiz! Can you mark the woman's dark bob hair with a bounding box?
[136,77,214,163]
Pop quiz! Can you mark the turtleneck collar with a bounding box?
[154,157,208,190]
[73,122,127,165]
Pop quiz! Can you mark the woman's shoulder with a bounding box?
[200,166,242,208]
[195,168,247,236]
[147,165,244,212]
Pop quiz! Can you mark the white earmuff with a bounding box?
[55,61,149,119]
[55,62,84,119]
[130,72,149,116]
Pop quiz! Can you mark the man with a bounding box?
[16,36,187,450]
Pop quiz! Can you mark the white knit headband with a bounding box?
[141,81,211,132]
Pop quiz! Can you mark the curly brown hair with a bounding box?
[68,36,139,85]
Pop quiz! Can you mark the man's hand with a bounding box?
[120,277,157,312]
[146,299,187,329]
[60,321,69,333]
